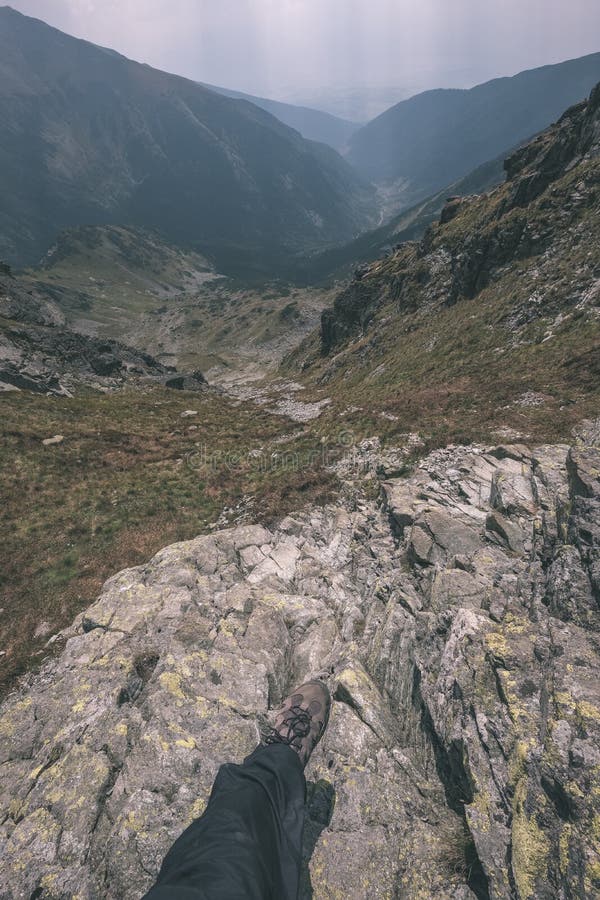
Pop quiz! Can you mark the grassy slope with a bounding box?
[135,283,335,374]
[0,230,336,694]
[24,225,217,334]
[0,387,336,694]
[287,158,600,449]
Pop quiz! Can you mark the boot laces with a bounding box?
[265,703,312,749]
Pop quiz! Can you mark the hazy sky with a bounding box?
[6,1,600,117]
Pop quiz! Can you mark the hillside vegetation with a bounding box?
[0,387,336,694]
[289,83,600,449]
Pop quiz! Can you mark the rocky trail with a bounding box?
[208,363,332,424]
[1,418,599,899]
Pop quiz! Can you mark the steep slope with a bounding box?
[0,7,375,273]
[299,152,507,284]
[289,83,600,445]
[1,422,599,898]
[348,53,600,211]
[201,82,359,151]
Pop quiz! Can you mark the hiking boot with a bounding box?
[264,679,331,767]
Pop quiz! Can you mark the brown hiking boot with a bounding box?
[264,679,331,767]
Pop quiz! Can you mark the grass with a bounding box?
[0,386,338,696]
[289,158,600,451]
[23,224,335,374]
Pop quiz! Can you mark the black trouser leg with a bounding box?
[142,743,306,900]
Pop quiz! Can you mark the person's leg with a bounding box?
[143,742,306,900]
[142,679,330,900]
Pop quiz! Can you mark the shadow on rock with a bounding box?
[299,778,336,899]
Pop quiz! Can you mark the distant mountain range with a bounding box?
[200,83,359,152]
[3,4,600,286]
[0,7,375,274]
[348,52,600,210]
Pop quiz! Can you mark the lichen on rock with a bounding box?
[1,422,600,898]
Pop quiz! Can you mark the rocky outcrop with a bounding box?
[0,324,184,395]
[163,371,208,391]
[1,421,599,898]
[0,273,66,328]
[503,82,600,207]
[0,274,208,395]
[321,274,388,354]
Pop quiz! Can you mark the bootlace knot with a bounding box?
[265,703,312,749]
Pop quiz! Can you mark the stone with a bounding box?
[490,468,537,516]
[2,424,600,897]
[546,545,598,628]
[485,510,526,553]
[409,509,482,566]
[164,371,208,392]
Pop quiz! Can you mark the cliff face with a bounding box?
[1,420,599,898]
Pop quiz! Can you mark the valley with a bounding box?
[2,78,600,705]
[20,225,335,374]
[1,5,600,897]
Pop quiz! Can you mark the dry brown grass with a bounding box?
[0,386,337,695]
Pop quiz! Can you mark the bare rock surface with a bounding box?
[1,422,600,899]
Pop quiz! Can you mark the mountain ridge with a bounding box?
[199,82,360,151]
[348,51,600,211]
[296,152,509,284]
[277,82,600,452]
[0,6,375,274]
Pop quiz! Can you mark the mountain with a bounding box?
[348,52,600,212]
[200,83,359,152]
[288,81,600,447]
[0,7,375,274]
[299,152,507,284]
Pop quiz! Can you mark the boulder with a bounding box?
[164,371,208,391]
